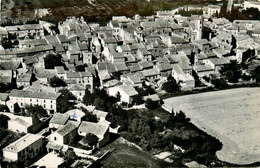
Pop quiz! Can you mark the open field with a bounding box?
[163,87,260,165]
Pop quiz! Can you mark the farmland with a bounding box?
[163,87,260,165]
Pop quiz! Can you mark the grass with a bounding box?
[148,107,171,122]
[95,136,172,168]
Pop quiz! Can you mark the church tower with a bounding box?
[227,0,233,12]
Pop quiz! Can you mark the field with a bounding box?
[163,87,260,165]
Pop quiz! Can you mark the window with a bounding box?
[51,100,52,103]
[54,137,57,141]
[30,99,32,102]
[44,104,46,108]
[44,100,45,103]
[51,105,53,109]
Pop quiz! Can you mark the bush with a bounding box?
[81,107,98,123]
[162,75,180,93]
[44,54,66,69]
[145,98,158,110]
[25,104,48,119]
[211,78,229,89]
[57,89,77,113]
[49,76,67,87]
[242,74,251,81]
[220,60,242,83]
[0,105,9,112]
[82,133,99,147]
[75,65,85,72]
[132,95,144,105]
[121,101,128,107]
[202,76,210,82]
[0,115,10,129]
[14,103,20,114]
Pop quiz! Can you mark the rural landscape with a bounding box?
[0,0,259,167]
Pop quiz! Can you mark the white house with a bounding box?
[8,118,33,133]
[78,121,110,148]
[3,134,43,162]
[65,109,86,122]
[172,64,195,90]
[49,123,78,145]
[68,84,86,101]
[49,113,69,129]
[107,85,138,104]
[9,90,61,113]
[203,5,221,16]
[92,109,108,121]
[244,1,260,10]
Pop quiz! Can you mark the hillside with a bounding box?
[1,0,203,24]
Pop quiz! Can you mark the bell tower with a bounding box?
[227,0,233,12]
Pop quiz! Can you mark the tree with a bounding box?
[162,75,181,93]
[116,92,121,101]
[49,76,67,87]
[82,133,99,147]
[82,88,93,105]
[75,65,85,72]
[57,89,77,113]
[229,35,237,55]
[0,105,9,112]
[252,66,260,83]
[13,103,20,114]
[83,88,117,111]
[220,60,242,83]
[0,115,10,129]
[1,37,13,49]
[175,111,190,123]
[44,54,66,69]
[132,95,144,105]
[81,107,98,123]
[25,105,48,119]
[211,78,229,89]
[145,98,158,110]
[242,49,255,62]
[64,148,77,160]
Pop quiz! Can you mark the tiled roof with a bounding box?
[17,73,32,82]
[50,113,69,125]
[0,93,8,101]
[119,85,138,96]
[57,123,77,136]
[10,90,61,100]
[141,68,160,77]
[69,84,85,91]
[78,121,109,138]
[3,134,42,153]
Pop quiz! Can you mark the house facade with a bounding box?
[3,134,43,162]
[9,90,61,113]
